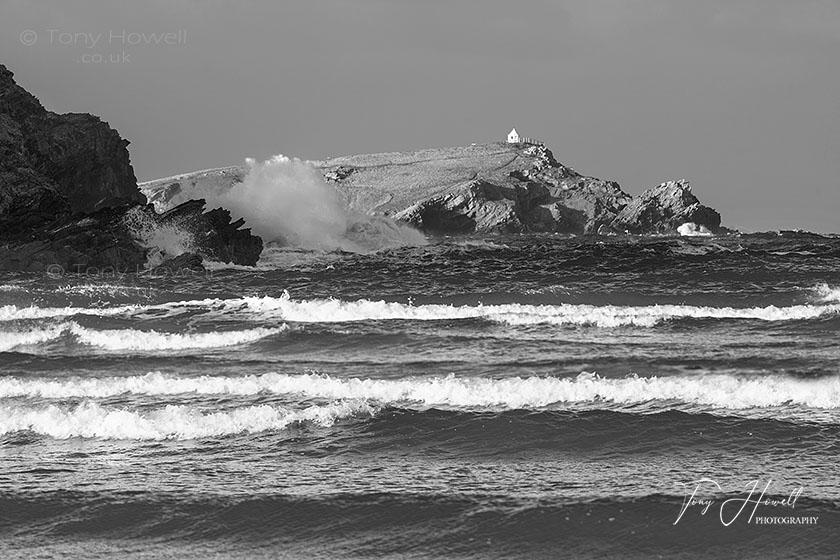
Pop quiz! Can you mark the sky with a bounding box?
[1,0,838,232]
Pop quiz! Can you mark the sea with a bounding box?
[0,232,838,559]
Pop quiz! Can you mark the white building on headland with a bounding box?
[506,127,543,146]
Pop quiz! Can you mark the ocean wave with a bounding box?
[67,323,286,351]
[3,371,838,410]
[0,400,375,440]
[0,304,137,321]
[0,323,285,353]
[4,291,839,329]
[0,325,67,352]
[225,293,840,328]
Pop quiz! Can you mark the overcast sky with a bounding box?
[1,0,838,232]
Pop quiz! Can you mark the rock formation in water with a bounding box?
[141,142,725,236]
[0,63,262,271]
[0,199,263,272]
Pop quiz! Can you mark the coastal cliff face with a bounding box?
[0,64,144,221]
[141,143,724,236]
[0,64,262,270]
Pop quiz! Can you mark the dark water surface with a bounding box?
[1,234,838,558]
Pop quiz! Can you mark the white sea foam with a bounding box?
[0,400,374,440]
[0,304,137,321]
[0,323,284,353]
[677,222,714,237]
[814,283,840,303]
[123,206,196,268]
[67,324,286,351]
[3,371,838,410]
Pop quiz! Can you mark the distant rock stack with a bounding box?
[140,141,726,237]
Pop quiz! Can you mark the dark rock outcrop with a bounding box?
[156,200,263,266]
[0,199,262,272]
[0,64,145,218]
[0,204,147,273]
[0,63,263,271]
[609,180,721,234]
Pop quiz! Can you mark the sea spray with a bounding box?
[174,155,426,252]
[220,155,349,249]
[123,206,196,267]
[677,222,714,237]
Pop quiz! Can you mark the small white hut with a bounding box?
[507,128,520,143]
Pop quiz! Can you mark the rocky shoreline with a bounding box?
[0,64,262,272]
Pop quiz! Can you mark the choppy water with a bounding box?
[1,233,839,559]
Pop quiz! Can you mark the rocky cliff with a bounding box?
[0,64,145,222]
[0,63,262,270]
[141,143,724,236]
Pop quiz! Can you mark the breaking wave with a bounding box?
[3,292,838,331]
[0,325,66,352]
[0,400,375,440]
[214,293,840,327]
[3,371,838,410]
[815,283,840,303]
[67,323,286,351]
[0,323,285,352]
[677,222,714,237]
[0,304,137,322]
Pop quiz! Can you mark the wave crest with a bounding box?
[0,400,375,440]
[0,324,67,352]
[0,323,285,353]
[230,293,840,327]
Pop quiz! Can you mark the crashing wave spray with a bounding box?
[187,155,426,252]
[123,206,196,268]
